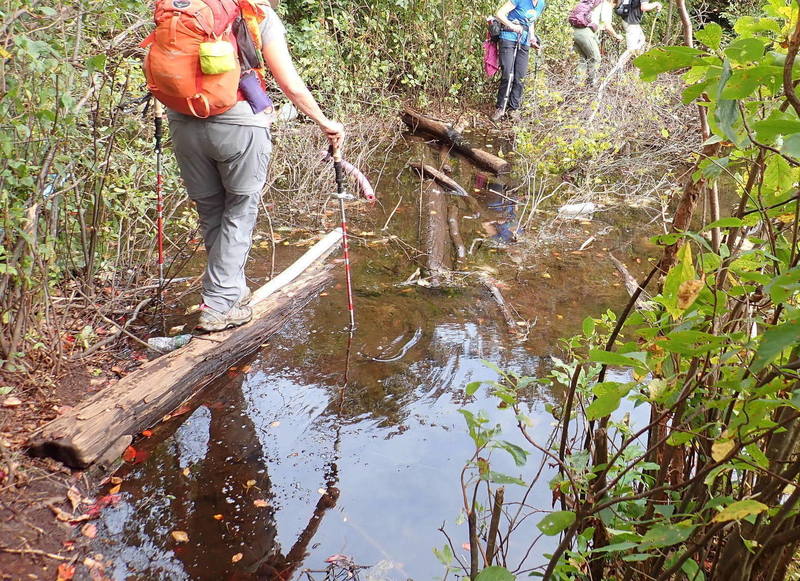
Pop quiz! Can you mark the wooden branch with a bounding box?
[482,278,518,332]
[28,235,341,469]
[401,108,511,174]
[409,162,470,197]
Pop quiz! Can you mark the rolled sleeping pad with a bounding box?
[320,150,376,201]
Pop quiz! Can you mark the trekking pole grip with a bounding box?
[154,100,164,150]
[332,147,345,192]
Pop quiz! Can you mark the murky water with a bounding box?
[90,128,658,580]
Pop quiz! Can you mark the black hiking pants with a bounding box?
[496,40,530,111]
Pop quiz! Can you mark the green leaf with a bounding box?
[0,386,13,395]
[588,350,646,369]
[536,511,576,536]
[582,316,596,337]
[586,382,629,420]
[639,523,695,548]
[475,565,516,581]
[752,321,800,372]
[466,381,482,396]
[662,243,696,319]
[634,46,705,81]
[724,38,766,63]
[485,471,526,486]
[475,566,516,581]
[695,23,723,50]
[762,155,797,205]
[712,500,768,522]
[721,65,778,99]
[85,54,107,74]
[433,544,453,566]
[781,133,800,158]
[496,441,528,467]
[703,217,743,230]
[753,115,800,142]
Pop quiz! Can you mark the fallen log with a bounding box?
[29,231,343,469]
[401,108,511,174]
[420,181,451,284]
[409,162,470,197]
[482,278,519,332]
[608,253,650,308]
[448,204,467,260]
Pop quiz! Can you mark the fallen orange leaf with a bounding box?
[81,523,97,538]
[213,514,224,520]
[231,553,243,563]
[141,430,153,438]
[122,446,136,463]
[253,499,269,508]
[56,563,75,581]
[171,530,189,543]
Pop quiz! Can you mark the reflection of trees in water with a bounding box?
[98,372,345,580]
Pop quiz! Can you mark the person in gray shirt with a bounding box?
[167,5,344,332]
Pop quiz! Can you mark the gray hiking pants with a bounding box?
[573,27,601,86]
[169,118,272,313]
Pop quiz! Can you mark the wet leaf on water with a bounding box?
[231,553,243,563]
[108,484,121,495]
[171,530,189,543]
[141,430,153,438]
[245,479,257,489]
[270,421,280,428]
[56,563,76,581]
[253,499,269,508]
[213,514,224,520]
[122,446,137,463]
[182,467,190,477]
[81,523,97,538]
[110,477,122,485]
[461,542,470,551]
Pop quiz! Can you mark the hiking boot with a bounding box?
[198,303,253,332]
[237,287,252,306]
[490,108,505,122]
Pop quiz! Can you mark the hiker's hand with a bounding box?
[319,118,344,150]
[509,23,524,34]
[654,2,663,10]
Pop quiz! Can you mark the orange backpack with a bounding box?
[142,0,244,118]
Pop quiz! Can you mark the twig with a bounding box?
[0,547,71,561]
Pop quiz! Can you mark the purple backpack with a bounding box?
[568,0,603,31]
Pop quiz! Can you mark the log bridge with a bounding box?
[29,230,343,469]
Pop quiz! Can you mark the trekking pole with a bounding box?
[332,147,356,331]
[500,30,522,115]
[154,99,165,302]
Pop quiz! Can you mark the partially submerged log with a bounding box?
[609,253,650,308]
[401,108,511,174]
[482,278,519,332]
[29,231,343,469]
[448,204,466,260]
[409,162,469,197]
[420,181,451,283]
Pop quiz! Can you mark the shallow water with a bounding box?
[90,129,658,580]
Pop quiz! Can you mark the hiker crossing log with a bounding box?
[401,108,510,174]
[28,230,343,469]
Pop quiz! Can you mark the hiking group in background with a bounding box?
[486,0,662,118]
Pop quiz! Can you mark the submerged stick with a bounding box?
[409,162,469,197]
[447,204,466,259]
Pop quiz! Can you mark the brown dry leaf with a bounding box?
[2,396,22,408]
[81,523,97,538]
[677,279,704,310]
[108,484,121,495]
[67,486,82,511]
[240,364,252,373]
[182,467,191,477]
[110,476,123,485]
[56,563,76,581]
[253,499,269,508]
[171,530,189,543]
[231,553,243,563]
[49,503,74,522]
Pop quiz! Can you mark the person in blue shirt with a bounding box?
[491,0,546,122]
